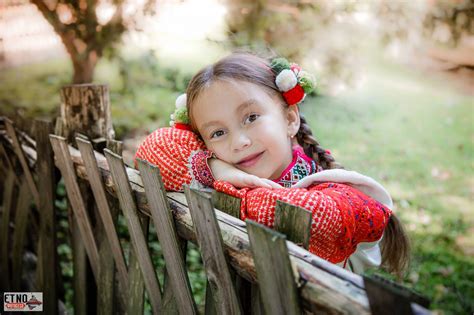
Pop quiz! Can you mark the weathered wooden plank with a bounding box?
[364,274,419,315]
[136,159,197,314]
[58,84,115,142]
[204,280,217,315]
[160,238,188,313]
[49,135,100,280]
[105,140,127,314]
[247,220,301,315]
[211,191,241,219]
[0,142,18,184]
[76,138,129,292]
[127,216,149,315]
[70,199,95,315]
[104,149,162,314]
[35,119,59,315]
[0,170,17,291]
[184,186,242,315]
[5,119,40,206]
[11,179,31,290]
[274,200,312,249]
[96,201,115,315]
[250,284,264,315]
[106,139,123,155]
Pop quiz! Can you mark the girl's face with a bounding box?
[191,80,300,179]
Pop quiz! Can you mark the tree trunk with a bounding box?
[71,51,99,84]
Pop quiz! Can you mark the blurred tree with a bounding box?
[371,0,473,48]
[221,0,362,93]
[31,0,156,83]
[423,0,474,46]
[223,0,337,61]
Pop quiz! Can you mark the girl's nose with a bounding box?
[231,132,251,152]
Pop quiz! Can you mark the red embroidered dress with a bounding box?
[135,127,392,265]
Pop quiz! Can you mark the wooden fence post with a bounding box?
[246,220,302,315]
[11,179,31,290]
[184,186,242,315]
[54,83,116,314]
[50,135,100,278]
[56,84,114,143]
[35,119,59,315]
[127,216,149,315]
[105,149,162,314]
[5,119,40,207]
[0,170,17,291]
[76,138,129,305]
[274,200,312,249]
[136,159,197,314]
[211,191,241,219]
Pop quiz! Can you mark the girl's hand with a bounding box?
[209,158,282,189]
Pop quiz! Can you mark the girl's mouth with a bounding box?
[236,151,264,167]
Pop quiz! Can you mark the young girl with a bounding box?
[135,53,410,275]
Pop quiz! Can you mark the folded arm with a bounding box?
[214,181,391,263]
[134,127,279,190]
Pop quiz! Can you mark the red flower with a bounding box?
[282,84,305,105]
[174,123,192,131]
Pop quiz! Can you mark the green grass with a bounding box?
[304,56,474,314]
[1,53,473,314]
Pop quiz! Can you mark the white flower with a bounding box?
[275,69,297,92]
[170,114,175,120]
[169,120,175,127]
[175,93,187,109]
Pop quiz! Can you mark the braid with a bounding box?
[296,115,343,170]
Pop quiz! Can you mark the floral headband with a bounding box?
[270,57,316,106]
[170,57,316,128]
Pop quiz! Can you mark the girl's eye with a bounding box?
[211,130,225,138]
[244,114,259,124]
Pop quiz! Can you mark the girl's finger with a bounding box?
[244,175,272,189]
[260,178,283,189]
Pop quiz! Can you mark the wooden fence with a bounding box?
[0,84,432,314]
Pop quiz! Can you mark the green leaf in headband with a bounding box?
[270,58,291,74]
[174,107,189,124]
[298,70,316,94]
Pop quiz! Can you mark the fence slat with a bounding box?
[364,275,415,315]
[35,119,59,315]
[274,200,312,249]
[76,138,129,292]
[5,119,40,206]
[70,199,95,315]
[204,280,217,315]
[11,179,31,290]
[211,191,241,218]
[161,239,188,313]
[127,216,149,315]
[136,159,197,314]
[246,220,302,315]
[0,170,17,291]
[104,149,162,314]
[49,135,100,280]
[184,186,242,315]
[0,142,18,183]
[96,201,115,315]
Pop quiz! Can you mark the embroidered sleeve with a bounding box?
[189,150,215,188]
[213,181,391,264]
[134,127,208,191]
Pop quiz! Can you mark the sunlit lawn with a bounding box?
[0,51,472,314]
[305,56,473,314]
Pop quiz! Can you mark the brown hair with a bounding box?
[186,52,410,275]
